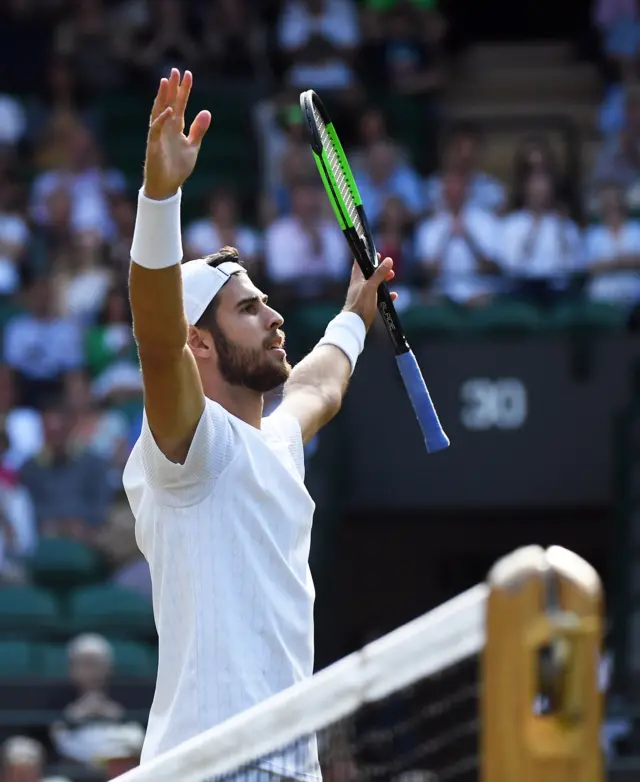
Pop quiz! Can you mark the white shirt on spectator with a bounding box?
[0,213,28,294]
[185,220,261,262]
[4,408,43,470]
[424,172,506,214]
[265,216,349,291]
[278,0,360,89]
[4,315,83,380]
[123,401,319,778]
[585,221,640,305]
[415,206,502,303]
[30,168,125,241]
[501,211,583,279]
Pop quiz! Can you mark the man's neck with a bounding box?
[201,374,264,429]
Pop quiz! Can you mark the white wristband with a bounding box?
[130,188,183,269]
[317,312,366,375]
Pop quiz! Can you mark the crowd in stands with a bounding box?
[0,0,636,777]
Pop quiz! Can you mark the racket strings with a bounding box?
[312,105,367,245]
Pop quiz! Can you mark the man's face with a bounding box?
[199,274,291,393]
[443,172,467,211]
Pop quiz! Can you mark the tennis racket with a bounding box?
[300,89,449,454]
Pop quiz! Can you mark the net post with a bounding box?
[481,545,604,782]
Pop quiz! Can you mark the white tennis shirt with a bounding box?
[123,398,319,778]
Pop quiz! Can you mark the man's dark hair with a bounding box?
[194,246,245,332]
[448,121,483,145]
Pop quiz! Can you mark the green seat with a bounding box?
[401,304,466,337]
[0,587,60,638]
[36,643,67,679]
[550,300,628,333]
[29,539,102,591]
[464,300,545,334]
[0,641,34,677]
[111,641,156,677]
[69,586,155,639]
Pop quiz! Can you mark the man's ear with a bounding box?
[187,326,214,360]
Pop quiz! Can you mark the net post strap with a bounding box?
[115,584,488,782]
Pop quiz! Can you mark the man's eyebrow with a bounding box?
[236,294,268,309]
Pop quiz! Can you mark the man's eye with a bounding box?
[244,304,257,314]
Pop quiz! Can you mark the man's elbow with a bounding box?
[322,386,344,423]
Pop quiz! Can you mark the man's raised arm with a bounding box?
[129,69,211,464]
[280,258,396,444]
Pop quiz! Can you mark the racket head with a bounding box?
[300,90,379,276]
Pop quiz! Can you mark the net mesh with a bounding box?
[116,585,487,782]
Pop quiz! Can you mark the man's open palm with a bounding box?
[144,68,211,201]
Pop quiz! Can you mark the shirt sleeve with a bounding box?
[139,401,235,505]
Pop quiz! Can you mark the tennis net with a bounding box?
[116,584,488,782]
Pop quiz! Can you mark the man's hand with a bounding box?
[343,256,397,331]
[144,68,211,201]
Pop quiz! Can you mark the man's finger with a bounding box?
[370,257,394,286]
[175,70,193,123]
[150,78,169,123]
[187,110,212,147]
[148,107,173,142]
[166,68,180,108]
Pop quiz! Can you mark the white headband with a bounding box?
[181,260,246,325]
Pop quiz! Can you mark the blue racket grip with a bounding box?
[396,351,450,453]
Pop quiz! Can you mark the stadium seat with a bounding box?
[549,300,628,333]
[110,641,156,677]
[69,586,156,639]
[0,641,34,677]
[35,643,67,679]
[0,587,60,638]
[464,300,546,334]
[29,539,103,591]
[401,304,467,337]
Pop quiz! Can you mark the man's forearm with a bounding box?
[129,189,188,357]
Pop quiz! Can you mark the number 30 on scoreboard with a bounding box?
[460,378,528,431]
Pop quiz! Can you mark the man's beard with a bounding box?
[212,324,291,393]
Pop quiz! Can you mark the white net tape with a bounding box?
[115,584,487,782]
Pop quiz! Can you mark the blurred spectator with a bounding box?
[374,196,416,284]
[85,286,137,379]
[66,371,131,478]
[349,106,408,170]
[185,190,261,272]
[1,736,46,782]
[414,171,502,306]
[0,420,36,585]
[594,0,640,70]
[512,135,566,211]
[130,0,203,83]
[501,171,583,301]
[51,635,126,769]
[0,366,43,471]
[0,175,28,295]
[425,124,506,214]
[4,276,83,409]
[202,0,267,81]
[265,180,349,304]
[31,118,125,243]
[106,194,136,277]
[0,94,27,149]
[53,231,111,323]
[33,57,90,132]
[592,84,640,192]
[20,403,112,541]
[100,723,144,779]
[355,140,423,224]
[53,0,123,94]
[277,0,361,91]
[585,184,640,307]
[363,2,443,98]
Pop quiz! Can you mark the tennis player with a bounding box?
[123,69,396,777]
